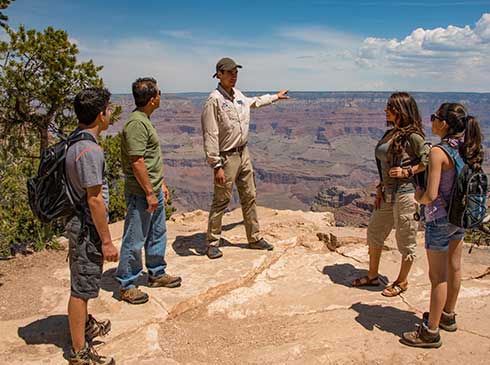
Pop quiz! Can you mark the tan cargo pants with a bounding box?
[207,146,260,245]
[367,192,418,260]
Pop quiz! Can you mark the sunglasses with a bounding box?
[430,114,443,122]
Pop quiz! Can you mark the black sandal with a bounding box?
[351,275,380,287]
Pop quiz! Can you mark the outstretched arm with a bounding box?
[250,89,289,109]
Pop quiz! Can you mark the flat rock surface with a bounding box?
[0,207,489,364]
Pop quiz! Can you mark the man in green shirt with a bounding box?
[116,77,181,305]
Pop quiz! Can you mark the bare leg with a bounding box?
[426,250,448,330]
[445,239,463,313]
[68,296,88,352]
[394,256,413,285]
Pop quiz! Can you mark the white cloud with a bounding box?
[357,13,490,91]
[76,13,490,93]
[475,13,490,41]
[277,26,362,50]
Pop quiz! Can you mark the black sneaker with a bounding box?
[422,311,457,332]
[249,239,274,251]
[206,246,223,259]
[401,323,442,348]
[85,314,111,342]
[69,342,115,364]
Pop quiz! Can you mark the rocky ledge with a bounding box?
[0,207,489,364]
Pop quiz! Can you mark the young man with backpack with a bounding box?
[65,88,119,364]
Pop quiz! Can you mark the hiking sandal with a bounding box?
[382,282,407,297]
[351,275,380,287]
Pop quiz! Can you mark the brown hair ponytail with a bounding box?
[461,116,483,171]
[437,103,484,171]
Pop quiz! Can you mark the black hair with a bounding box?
[437,102,484,171]
[74,87,111,126]
[132,77,158,107]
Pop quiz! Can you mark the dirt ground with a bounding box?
[1,207,489,364]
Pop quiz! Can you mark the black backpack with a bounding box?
[27,131,97,223]
[438,141,488,229]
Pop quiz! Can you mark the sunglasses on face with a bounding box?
[430,114,443,122]
[386,103,394,110]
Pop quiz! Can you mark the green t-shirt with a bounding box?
[121,110,164,196]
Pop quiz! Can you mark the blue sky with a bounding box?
[4,0,490,92]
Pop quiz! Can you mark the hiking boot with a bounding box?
[120,287,149,305]
[423,311,457,332]
[206,246,223,259]
[249,239,274,251]
[69,342,115,365]
[148,273,182,288]
[85,314,111,342]
[401,323,442,348]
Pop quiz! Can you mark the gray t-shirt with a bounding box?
[65,129,109,221]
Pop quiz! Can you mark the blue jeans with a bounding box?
[116,190,167,289]
[425,216,465,252]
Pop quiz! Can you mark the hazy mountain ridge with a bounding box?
[109,92,490,226]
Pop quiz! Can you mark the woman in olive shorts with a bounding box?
[352,92,429,297]
[402,103,484,348]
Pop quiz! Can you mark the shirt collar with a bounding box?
[217,83,235,101]
[132,108,151,121]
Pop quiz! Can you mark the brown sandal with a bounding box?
[382,282,408,297]
[352,275,380,287]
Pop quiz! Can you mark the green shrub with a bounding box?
[0,152,61,256]
[0,132,177,257]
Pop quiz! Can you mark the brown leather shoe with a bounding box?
[249,239,274,251]
[120,287,149,305]
[148,273,182,288]
[401,323,442,348]
[423,311,457,332]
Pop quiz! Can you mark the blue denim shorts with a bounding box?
[425,216,465,251]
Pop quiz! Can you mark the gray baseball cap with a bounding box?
[213,57,242,78]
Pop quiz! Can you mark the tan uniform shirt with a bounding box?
[201,84,279,168]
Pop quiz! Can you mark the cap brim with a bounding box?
[213,64,242,77]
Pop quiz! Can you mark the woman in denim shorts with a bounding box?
[402,103,484,348]
[352,92,429,296]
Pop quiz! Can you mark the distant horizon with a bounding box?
[112,90,490,96]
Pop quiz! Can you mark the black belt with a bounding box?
[220,144,247,155]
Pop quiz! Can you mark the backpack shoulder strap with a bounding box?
[435,141,465,175]
[64,131,97,208]
[68,131,97,146]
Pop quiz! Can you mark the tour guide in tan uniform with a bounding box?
[201,57,289,259]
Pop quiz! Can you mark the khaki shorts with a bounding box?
[367,192,418,259]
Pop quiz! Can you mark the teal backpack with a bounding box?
[438,141,488,229]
